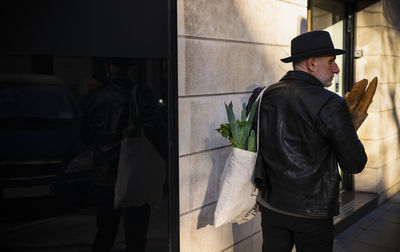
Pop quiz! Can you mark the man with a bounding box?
[247,31,367,251]
[81,58,166,252]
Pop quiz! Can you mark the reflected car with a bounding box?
[0,74,92,201]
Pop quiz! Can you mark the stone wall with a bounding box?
[354,0,400,201]
[177,0,307,251]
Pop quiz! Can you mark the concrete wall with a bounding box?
[177,0,307,251]
[354,0,400,202]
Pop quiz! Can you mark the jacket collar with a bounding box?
[280,70,324,87]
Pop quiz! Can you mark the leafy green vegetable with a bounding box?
[241,103,247,122]
[216,123,231,139]
[247,129,256,152]
[225,102,239,142]
[216,100,258,152]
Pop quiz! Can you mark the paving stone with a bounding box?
[332,241,347,252]
[335,225,363,247]
[387,204,400,213]
[383,202,400,212]
[380,212,400,224]
[365,207,387,220]
[381,202,398,211]
[354,229,400,249]
[367,219,400,233]
[341,241,397,252]
[335,192,400,251]
[390,194,400,203]
[354,212,380,230]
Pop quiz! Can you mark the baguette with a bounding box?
[346,79,368,113]
[352,110,368,131]
[344,91,350,101]
[357,77,378,113]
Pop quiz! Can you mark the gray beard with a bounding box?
[322,81,332,88]
[315,76,332,88]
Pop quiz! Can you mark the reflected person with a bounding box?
[80,57,167,252]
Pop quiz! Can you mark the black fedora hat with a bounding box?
[281,30,345,63]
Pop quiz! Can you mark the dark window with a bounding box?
[0,1,178,251]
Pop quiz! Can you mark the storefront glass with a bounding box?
[0,1,178,251]
[309,0,346,96]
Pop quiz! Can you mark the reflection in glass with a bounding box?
[309,0,345,96]
[81,58,168,251]
[0,75,75,120]
[0,56,170,252]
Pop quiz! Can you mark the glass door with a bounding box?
[309,0,346,95]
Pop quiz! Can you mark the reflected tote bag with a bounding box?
[114,85,166,209]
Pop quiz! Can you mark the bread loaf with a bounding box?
[357,77,378,113]
[346,79,368,113]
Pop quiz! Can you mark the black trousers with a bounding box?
[260,205,334,252]
[92,185,151,252]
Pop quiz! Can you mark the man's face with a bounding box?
[312,56,340,87]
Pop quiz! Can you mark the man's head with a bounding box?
[103,57,133,74]
[95,57,136,78]
[281,31,344,87]
[293,56,340,87]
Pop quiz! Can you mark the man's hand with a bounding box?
[344,77,378,131]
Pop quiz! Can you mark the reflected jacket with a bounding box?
[80,73,167,186]
[247,71,367,217]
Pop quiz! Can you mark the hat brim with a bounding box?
[281,48,345,63]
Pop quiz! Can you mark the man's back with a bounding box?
[256,30,367,252]
[252,70,367,217]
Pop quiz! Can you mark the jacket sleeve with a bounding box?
[318,96,367,174]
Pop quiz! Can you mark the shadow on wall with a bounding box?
[197,127,228,229]
[381,0,400,69]
[386,90,400,188]
[196,145,229,229]
[382,0,400,190]
[196,124,230,229]
[299,17,308,34]
[382,0,400,27]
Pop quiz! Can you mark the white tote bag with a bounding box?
[214,86,269,228]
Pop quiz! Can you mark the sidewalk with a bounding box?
[333,191,400,252]
[0,192,398,251]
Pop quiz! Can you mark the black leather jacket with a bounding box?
[80,73,167,185]
[247,71,367,217]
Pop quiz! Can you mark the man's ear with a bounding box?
[306,58,316,72]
